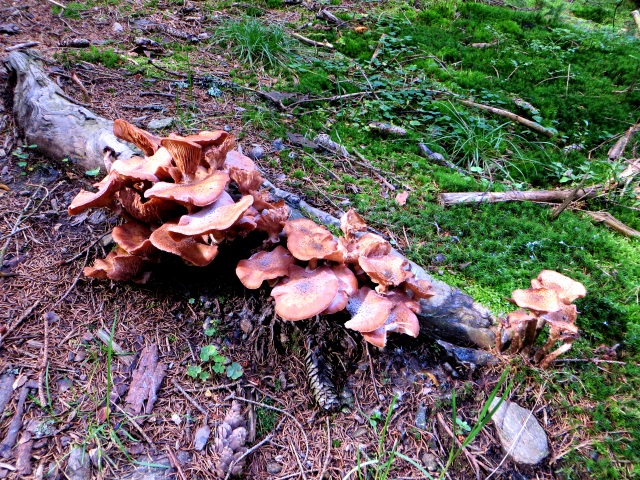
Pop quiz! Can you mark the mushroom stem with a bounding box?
[534,326,562,363]
[308,258,318,270]
[520,316,540,355]
[538,340,575,368]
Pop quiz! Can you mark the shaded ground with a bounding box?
[1,1,639,479]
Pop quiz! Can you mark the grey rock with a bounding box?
[65,447,91,480]
[123,455,172,480]
[1,166,8,175]
[490,397,549,465]
[111,22,124,34]
[420,452,438,472]
[415,402,427,429]
[272,138,284,151]
[87,210,107,225]
[193,424,211,451]
[248,145,264,160]
[147,117,173,130]
[266,461,282,475]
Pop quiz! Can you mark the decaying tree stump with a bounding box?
[3,49,498,351]
[4,50,134,173]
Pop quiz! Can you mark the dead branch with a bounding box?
[38,312,55,408]
[289,31,333,49]
[549,173,589,220]
[5,41,39,52]
[608,124,639,160]
[0,301,40,349]
[317,9,347,27]
[456,98,556,137]
[287,91,369,110]
[583,211,640,238]
[439,187,600,206]
[0,381,37,459]
[172,379,209,418]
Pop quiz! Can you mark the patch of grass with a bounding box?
[256,399,278,437]
[57,46,123,69]
[214,18,296,70]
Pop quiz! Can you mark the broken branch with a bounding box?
[583,211,640,238]
[439,187,600,206]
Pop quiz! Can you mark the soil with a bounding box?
[0,2,559,479]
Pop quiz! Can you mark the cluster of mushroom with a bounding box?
[67,119,288,283]
[499,270,586,368]
[236,210,435,348]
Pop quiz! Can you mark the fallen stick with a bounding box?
[5,42,39,52]
[289,31,333,49]
[287,91,369,110]
[439,187,600,206]
[0,301,40,349]
[632,10,640,32]
[456,98,556,138]
[608,123,639,160]
[317,9,347,27]
[583,211,640,238]
[0,380,37,459]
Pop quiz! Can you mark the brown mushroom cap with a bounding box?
[250,189,276,211]
[168,192,254,237]
[113,119,161,157]
[84,248,152,284]
[361,327,387,348]
[358,254,412,290]
[111,147,174,183]
[229,168,264,193]
[331,265,358,296]
[112,221,156,257]
[506,309,538,327]
[402,277,435,300]
[144,170,230,207]
[236,246,296,289]
[184,130,228,148]
[68,172,124,215]
[340,209,367,239]
[284,218,339,262]
[385,301,420,337]
[540,303,579,335]
[224,150,255,171]
[117,187,180,224]
[385,289,421,314]
[510,288,561,313]
[532,270,586,304]
[340,233,391,264]
[160,137,202,178]
[149,221,219,267]
[271,265,339,321]
[344,288,393,333]
[203,134,236,170]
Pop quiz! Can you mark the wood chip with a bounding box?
[124,344,166,420]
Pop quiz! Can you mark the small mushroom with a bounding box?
[340,232,391,264]
[168,192,254,237]
[385,289,421,314]
[322,265,359,315]
[144,170,230,207]
[503,309,538,354]
[113,119,161,156]
[202,134,236,170]
[112,221,157,258]
[236,246,296,289]
[284,218,341,267]
[362,301,421,348]
[84,248,152,284]
[271,265,339,321]
[68,172,125,215]
[149,221,219,267]
[229,168,264,194]
[358,254,412,292]
[344,288,394,333]
[401,277,434,300]
[340,209,367,240]
[160,137,202,179]
[110,147,174,182]
[510,288,561,314]
[531,270,586,304]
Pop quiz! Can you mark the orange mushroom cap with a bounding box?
[112,221,157,258]
[540,303,579,335]
[117,187,180,224]
[358,254,412,290]
[113,119,161,157]
[385,301,420,337]
[250,189,276,211]
[160,137,202,178]
[110,147,174,183]
[236,246,296,290]
[183,130,228,148]
[271,265,339,321]
[68,171,125,215]
[402,277,435,300]
[224,150,256,171]
[506,309,538,327]
[340,233,391,264]
[202,134,236,170]
[84,248,152,284]
[385,289,422,314]
[531,270,586,305]
[149,221,219,267]
[144,170,230,208]
[168,192,254,237]
[322,265,359,315]
[229,167,264,193]
[510,288,561,313]
[284,218,339,262]
[340,209,367,240]
[344,288,394,333]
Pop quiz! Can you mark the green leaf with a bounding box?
[212,362,225,374]
[85,168,101,177]
[199,371,211,381]
[186,365,202,378]
[200,345,218,362]
[226,362,243,380]
[17,161,27,167]
[213,354,227,364]
[204,328,217,337]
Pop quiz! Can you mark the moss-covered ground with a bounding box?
[50,0,640,477]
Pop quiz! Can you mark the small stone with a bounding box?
[421,452,438,472]
[67,352,75,362]
[272,138,284,151]
[224,125,232,132]
[80,333,94,344]
[74,351,86,362]
[147,117,174,130]
[87,210,107,225]
[1,166,8,175]
[194,424,211,451]
[248,145,264,160]
[239,318,252,334]
[111,22,124,34]
[433,253,446,265]
[57,377,73,393]
[266,461,282,475]
[490,397,549,465]
[415,402,427,429]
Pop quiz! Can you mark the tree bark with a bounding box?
[4,50,134,174]
[439,187,600,206]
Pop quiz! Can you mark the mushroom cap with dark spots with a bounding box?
[510,288,561,313]
[236,246,296,289]
[402,277,434,300]
[271,265,339,321]
[340,209,367,239]
[284,218,339,262]
[532,270,586,305]
[358,254,412,290]
[344,288,394,333]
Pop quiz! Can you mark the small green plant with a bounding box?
[186,345,244,381]
[215,18,296,69]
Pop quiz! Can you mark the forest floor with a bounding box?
[1,0,639,479]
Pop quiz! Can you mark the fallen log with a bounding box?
[584,211,640,238]
[4,50,134,174]
[439,187,600,206]
[3,49,497,350]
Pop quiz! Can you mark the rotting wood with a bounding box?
[5,42,39,52]
[4,50,134,174]
[124,344,166,420]
[289,31,333,49]
[14,432,33,476]
[317,9,347,27]
[583,211,640,238]
[608,123,639,160]
[439,187,600,206]
[456,98,556,137]
[0,380,37,459]
[0,375,15,415]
